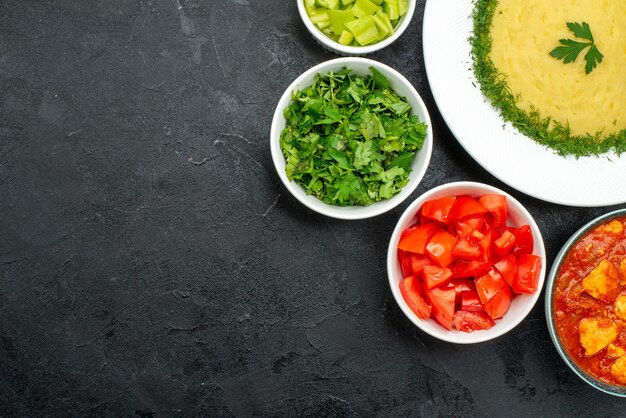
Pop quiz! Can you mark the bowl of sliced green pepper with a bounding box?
[297,0,415,55]
[270,57,432,220]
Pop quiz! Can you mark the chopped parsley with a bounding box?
[280,67,426,206]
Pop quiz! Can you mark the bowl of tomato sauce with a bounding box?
[546,208,626,397]
[387,181,546,344]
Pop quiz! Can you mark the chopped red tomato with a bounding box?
[453,259,491,278]
[455,217,484,238]
[450,279,474,308]
[400,251,412,277]
[409,254,432,277]
[478,230,493,262]
[426,285,456,330]
[450,278,474,293]
[511,225,534,257]
[400,224,419,241]
[460,289,484,311]
[396,191,541,333]
[450,196,488,220]
[453,309,495,332]
[470,229,485,242]
[400,252,432,278]
[494,254,517,287]
[464,216,484,231]
[493,230,516,258]
[426,230,458,267]
[421,196,456,223]
[484,285,513,319]
[452,237,480,260]
[475,268,508,304]
[423,265,454,290]
[398,223,439,254]
[400,276,432,320]
[513,254,542,294]
[478,194,507,227]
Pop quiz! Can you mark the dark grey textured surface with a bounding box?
[1,1,625,416]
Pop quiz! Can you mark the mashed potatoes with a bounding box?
[489,0,625,137]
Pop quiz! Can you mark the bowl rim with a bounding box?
[296,0,417,55]
[270,56,433,220]
[387,181,547,344]
[545,208,626,397]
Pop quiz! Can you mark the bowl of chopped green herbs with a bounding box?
[270,57,432,220]
[298,0,415,55]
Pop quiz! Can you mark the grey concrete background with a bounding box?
[1,0,624,416]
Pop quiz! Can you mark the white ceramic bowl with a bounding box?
[297,0,416,56]
[387,181,547,343]
[270,57,433,220]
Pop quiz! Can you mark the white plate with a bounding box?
[422,0,626,207]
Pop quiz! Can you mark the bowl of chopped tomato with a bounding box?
[546,208,626,397]
[387,181,546,344]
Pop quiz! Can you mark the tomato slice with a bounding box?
[398,223,439,254]
[421,196,457,223]
[450,196,488,220]
[478,194,508,227]
[426,230,458,267]
[484,285,513,319]
[475,268,508,304]
[513,254,542,294]
[452,237,480,260]
[493,230,516,258]
[460,289,484,311]
[453,309,495,332]
[399,276,432,320]
[452,259,491,278]
[494,254,517,287]
[423,265,454,290]
[511,225,534,257]
[426,285,456,330]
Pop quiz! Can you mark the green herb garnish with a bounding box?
[280,67,426,206]
[549,22,604,74]
[470,0,625,156]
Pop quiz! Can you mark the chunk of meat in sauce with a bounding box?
[607,343,626,359]
[620,258,626,286]
[614,295,626,321]
[579,317,618,356]
[581,260,619,301]
[611,357,626,384]
[602,220,624,235]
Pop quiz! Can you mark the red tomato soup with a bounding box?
[553,217,626,386]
